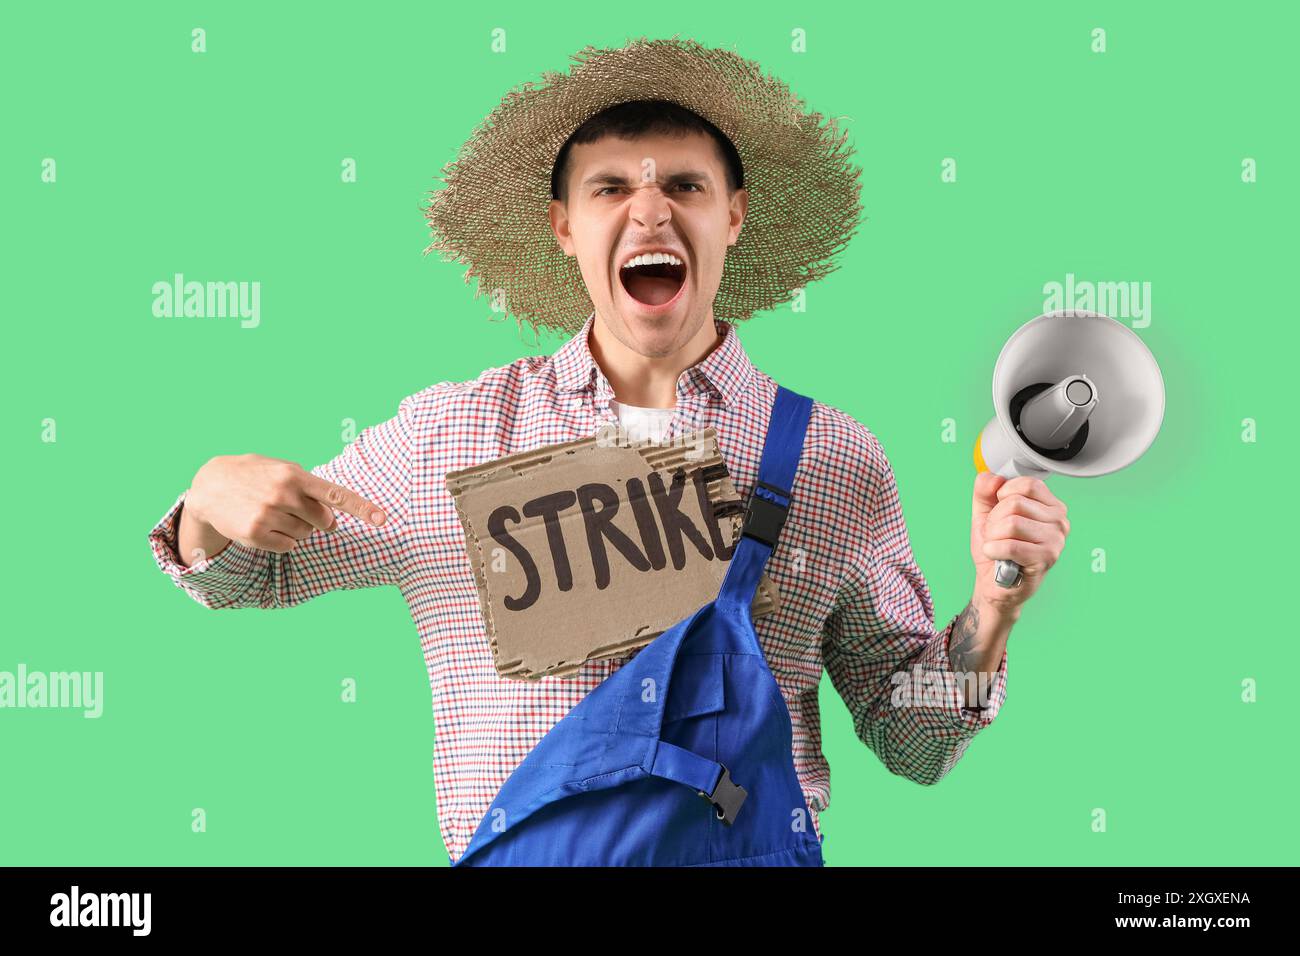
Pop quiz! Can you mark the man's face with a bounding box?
[549,130,747,358]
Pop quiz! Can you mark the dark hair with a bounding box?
[550,99,744,203]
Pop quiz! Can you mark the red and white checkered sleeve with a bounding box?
[147,388,431,609]
[821,427,1007,786]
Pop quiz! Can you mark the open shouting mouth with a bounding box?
[617,250,688,313]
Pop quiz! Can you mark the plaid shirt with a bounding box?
[149,311,1007,863]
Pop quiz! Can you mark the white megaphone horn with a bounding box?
[974,310,1166,588]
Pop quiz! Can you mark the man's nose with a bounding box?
[628,183,671,229]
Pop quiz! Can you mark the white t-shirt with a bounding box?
[610,398,675,444]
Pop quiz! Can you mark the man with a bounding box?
[149,38,1069,864]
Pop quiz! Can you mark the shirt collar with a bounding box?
[553,311,756,409]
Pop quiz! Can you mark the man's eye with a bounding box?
[596,183,701,196]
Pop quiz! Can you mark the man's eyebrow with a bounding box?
[580,169,714,188]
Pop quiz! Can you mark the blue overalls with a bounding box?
[453,385,823,867]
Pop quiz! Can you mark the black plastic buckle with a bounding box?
[741,479,792,548]
[698,766,748,825]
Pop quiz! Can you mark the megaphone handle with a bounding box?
[994,559,1023,588]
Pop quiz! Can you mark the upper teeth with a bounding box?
[622,252,683,268]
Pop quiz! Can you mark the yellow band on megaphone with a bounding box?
[973,435,989,473]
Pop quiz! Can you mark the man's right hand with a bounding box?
[177,454,388,565]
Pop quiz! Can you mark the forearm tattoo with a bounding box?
[948,600,981,676]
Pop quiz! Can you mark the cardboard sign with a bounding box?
[445,428,780,680]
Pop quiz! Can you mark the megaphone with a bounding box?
[974,310,1165,588]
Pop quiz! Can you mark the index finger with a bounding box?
[299,473,387,526]
[995,475,1064,510]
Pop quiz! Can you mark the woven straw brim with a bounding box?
[421,35,864,337]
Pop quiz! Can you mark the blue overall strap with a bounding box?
[717,386,814,611]
[651,739,722,793]
[649,740,747,825]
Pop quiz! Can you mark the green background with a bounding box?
[2,1,1294,866]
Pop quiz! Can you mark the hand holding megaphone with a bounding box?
[974,311,1166,589]
[970,470,1070,607]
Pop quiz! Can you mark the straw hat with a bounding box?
[421,35,864,337]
